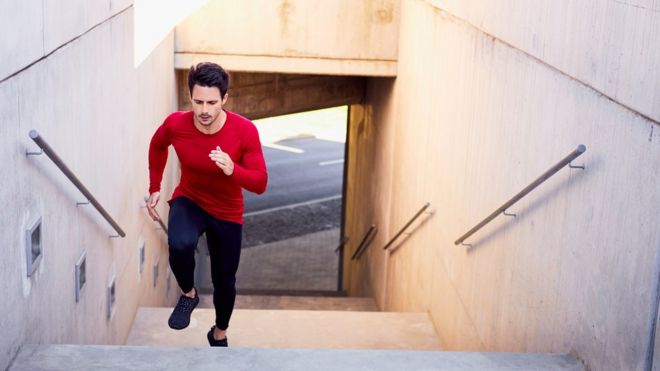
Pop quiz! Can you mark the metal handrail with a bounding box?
[383,202,431,251]
[351,224,376,260]
[454,144,586,246]
[143,196,169,234]
[335,236,349,253]
[156,217,169,234]
[28,130,126,238]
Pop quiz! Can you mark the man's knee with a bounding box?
[211,272,236,288]
[168,234,199,254]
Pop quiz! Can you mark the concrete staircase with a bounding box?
[127,308,439,350]
[10,345,583,371]
[226,294,380,312]
[9,295,583,370]
[126,294,438,349]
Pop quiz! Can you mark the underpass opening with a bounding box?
[190,106,349,295]
[238,106,348,294]
[177,70,363,295]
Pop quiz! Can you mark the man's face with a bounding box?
[191,84,227,127]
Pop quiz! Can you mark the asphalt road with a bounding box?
[244,135,345,213]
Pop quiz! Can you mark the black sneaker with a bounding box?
[207,326,228,347]
[168,289,199,330]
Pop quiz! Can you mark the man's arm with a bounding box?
[231,124,268,194]
[146,120,171,220]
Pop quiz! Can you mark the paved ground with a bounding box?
[236,228,340,291]
[195,162,344,293]
[242,197,342,248]
[194,224,343,294]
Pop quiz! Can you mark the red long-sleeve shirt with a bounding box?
[148,110,267,224]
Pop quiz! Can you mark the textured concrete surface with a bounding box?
[174,0,399,76]
[42,0,118,55]
[174,53,398,77]
[199,294,379,311]
[430,0,660,123]
[0,0,131,81]
[126,307,440,350]
[344,1,660,370]
[9,345,583,371]
[0,0,45,81]
[0,5,177,371]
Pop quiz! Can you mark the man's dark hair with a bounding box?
[187,62,229,98]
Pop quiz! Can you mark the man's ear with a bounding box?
[222,93,229,105]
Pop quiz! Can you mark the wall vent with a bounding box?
[138,242,145,275]
[25,216,43,277]
[153,257,159,288]
[166,267,172,295]
[75,250,87,302]
[107,274,116,319]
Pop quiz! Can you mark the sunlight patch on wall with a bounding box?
[134,0,209,67]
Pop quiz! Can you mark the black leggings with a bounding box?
[168,197,242,330]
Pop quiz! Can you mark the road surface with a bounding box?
[244,135,345,213]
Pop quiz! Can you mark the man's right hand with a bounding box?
[146,192,161,221]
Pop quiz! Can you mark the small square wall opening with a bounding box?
[166,267,172,296]
[107,275,116,319]
[153,257,159,288]
[26,217,43,277]
[139,242,145,275]
[75,250,87,302]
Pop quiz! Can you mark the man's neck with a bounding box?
[194,110,227,135]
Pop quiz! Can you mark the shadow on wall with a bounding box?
[464,155,599,254]
[387,208,436,256]
[21,140,119,238]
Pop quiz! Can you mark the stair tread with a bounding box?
[199,294,379,311]
[10,345,583,371]
[127,307,440,350]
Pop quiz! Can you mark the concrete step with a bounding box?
[198,294,379,311]
[9,344,583,371]
[127,307,440,350]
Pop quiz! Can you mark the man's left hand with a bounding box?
[209,146,234,176]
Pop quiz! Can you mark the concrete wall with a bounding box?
[174,0,399,76]
[0,2,177,369]
[344,1,660,370]
[344,79,397,300]
[429,0,660,123]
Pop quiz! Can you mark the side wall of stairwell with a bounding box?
[0,3,178,369]
[344,1,660,370]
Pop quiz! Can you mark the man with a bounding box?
[146,62,267,347]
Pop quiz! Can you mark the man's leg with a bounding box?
[206,219,242,344]
[167,197,207,329]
